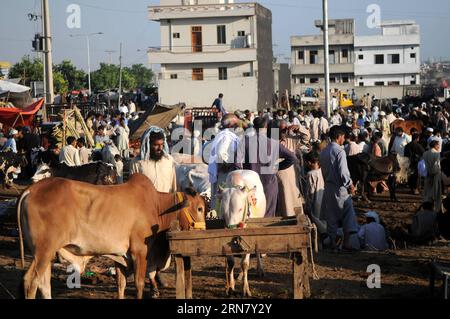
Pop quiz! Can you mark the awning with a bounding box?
[129,103,185,140]
[0,99,44,129]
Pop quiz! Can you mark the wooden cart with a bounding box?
[167,215,314,299]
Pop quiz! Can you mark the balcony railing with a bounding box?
[149,42,255,54]
[149,2,256,16]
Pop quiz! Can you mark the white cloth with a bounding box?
[358,222,388,251]
[130,154,176,193]
[59,145,81,167]
[79,147,91,165]
[208,129,240,184]
[330,114,342,127]
[119,105,129,115]
[128,102,136,114]
[392,133,412,157]
[286,118,301,127]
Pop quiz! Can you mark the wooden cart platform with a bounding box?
[167,216,313,299]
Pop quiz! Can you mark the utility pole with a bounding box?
[118,42,123,107]
[42,0,54,120]
[323,0,331,117]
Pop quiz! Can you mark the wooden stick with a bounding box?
[175,255,186,299]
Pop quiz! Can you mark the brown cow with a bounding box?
[17,173,206,299]
[391,119,424,135]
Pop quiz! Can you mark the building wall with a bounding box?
[256,4,273,110]
[160,17,254,52]
[158,76,258,110]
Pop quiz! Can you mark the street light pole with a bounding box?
[70,32,103,96]
[87,35,91,95]
[323,0,331,117]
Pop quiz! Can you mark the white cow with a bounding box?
[218,170,266,297]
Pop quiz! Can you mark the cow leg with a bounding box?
[23,260,39,299]
[241,254,252,298]
[256,253,265,278]
[389,175,398,202]
[38,263,52,299]
[24,250,54,299]
[115,262,127,299]
[132,249,148,299]
[225,256,236,296]
[148,270,160,299]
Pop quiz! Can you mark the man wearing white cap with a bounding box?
[357,211,388,251]
[3,129,19,153]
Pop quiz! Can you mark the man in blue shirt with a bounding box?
[212,93,226,115]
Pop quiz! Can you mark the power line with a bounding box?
[63,0,143,14]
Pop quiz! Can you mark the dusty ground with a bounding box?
[0,187,449,299]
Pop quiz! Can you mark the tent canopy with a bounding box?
[129,103,185,140]
[0,80,30,95]
[0,99,44,130]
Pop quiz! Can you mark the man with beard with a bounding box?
[130,126,176,193]
[129,126,176,297]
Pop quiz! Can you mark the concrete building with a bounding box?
[148,0,274,112]
[354,20,421,87]
[273,58,291,98]
[290,19,355,96]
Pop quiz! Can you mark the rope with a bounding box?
[0,281,16,299]
[304,215,320,280]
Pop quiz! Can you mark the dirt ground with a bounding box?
[0,187,449,299]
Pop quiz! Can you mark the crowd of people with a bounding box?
[203,94,450,251]
[1,93,449,253]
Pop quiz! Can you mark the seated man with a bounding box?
[410,202,439,244]
[358,211,388,251]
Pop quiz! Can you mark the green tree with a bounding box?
[91,63,137,91]
[8,55,43,86]
[53,72,69,95]
[125,64,154,88]
[53,60,87,91]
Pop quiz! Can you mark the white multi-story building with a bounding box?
[354,20,421,87]
[290,19,356,96]
[148,0,274,112]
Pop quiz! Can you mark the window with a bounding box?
[388,54,400,64]
[330,77,336,83]
[310,51,318,64]
[388,81,400,86]
[217,25,226,44]
[237,31,245,37]
[219,67,228,80]
[375,81,384,86]
[298,51,304,60]
[342,76,349,83]
[329,50,335,64]
[310,78,319,84]
[410,80,416,85]
[342,49,349,58]
[173,33,180,39]
[170,74,178,79]
[299,77,305,84]
[358,54,364,60]
[243,72,252,77]
[375,55,384,64]
[359,82,364,87]
[192,68,204,81]
[410,53,416,59]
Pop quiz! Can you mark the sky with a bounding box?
[1,0,450,72]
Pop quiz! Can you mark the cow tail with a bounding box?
[17,190,30,269]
